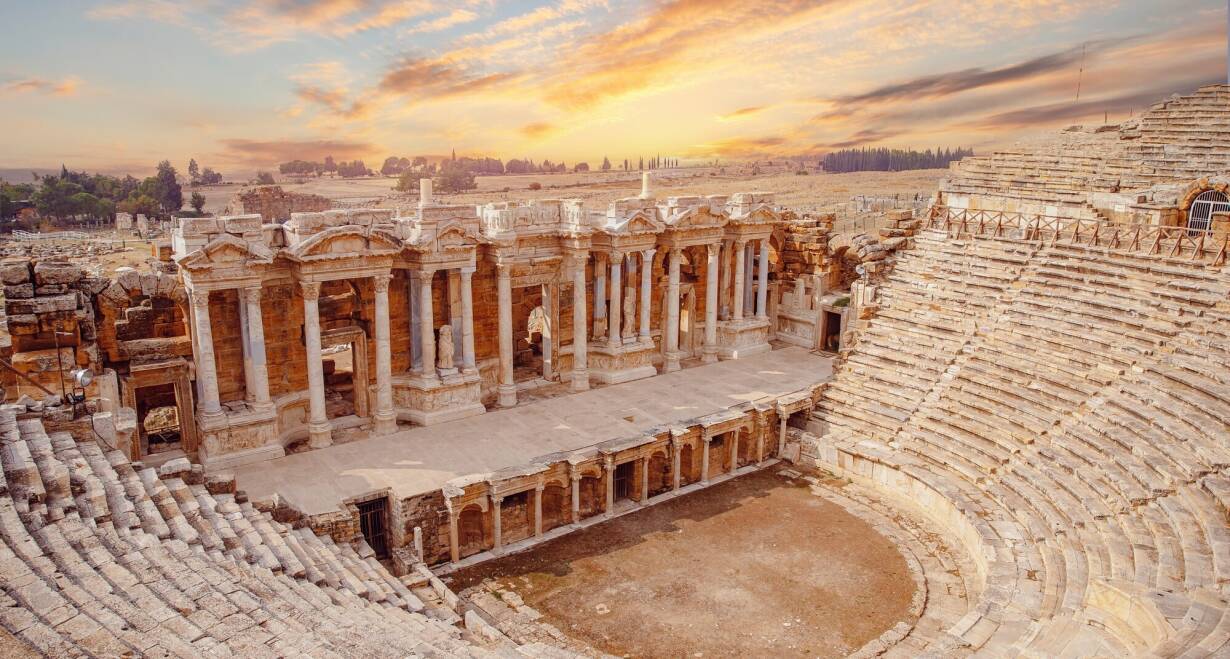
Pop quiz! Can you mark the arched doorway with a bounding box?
[579,475,604,519]
[541,484,569,532]
[647,451,671,497]
[1188,190,1230,233]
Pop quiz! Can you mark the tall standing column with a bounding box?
[301,282,331,448]
[534,484,544,537]
[719,240,733,321]
[571,254,589,392]
[189,290,223,417]
[703,243,719,363]
[664,248,682,372]
[701,436,711,484]
[238,294,254,403]
[418,269,437,383]
[459,267,477,373]
[593,254,607,338]
[640,456,650,504]
[778,407,789,459]
[732,239,747,320]
[407,273,422,372]
[744,242,756,314]
[373,274,396,434]
[671,440,682,491]
[603,457,615,516]
[570,467,582,525]
[243,286,271,407]
[731,430,741,473]
[497,264,517,408]
[757,239,770,318]
[639,249,654,343]
[492,495,504,552]
[607,252,622,349]
[447,507,460,564]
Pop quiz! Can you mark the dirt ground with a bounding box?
[194,168,945,217]
[446,469,916,658]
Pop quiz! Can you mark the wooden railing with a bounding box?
[926,206,1229,267]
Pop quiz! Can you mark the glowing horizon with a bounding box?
[1,0,1225,176]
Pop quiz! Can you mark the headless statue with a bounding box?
[437,325,455,370]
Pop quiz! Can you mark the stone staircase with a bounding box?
[0,406,567,657]
[802,232,1230,656]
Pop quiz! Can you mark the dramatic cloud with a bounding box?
[2,76,81,97]
[218,138,376,165]
[378,57,520,100]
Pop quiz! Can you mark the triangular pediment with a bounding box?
[668,206,727,229]
[290,226,402,260]
[178,234,272,270]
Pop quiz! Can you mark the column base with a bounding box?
[308,421,333,449]
[372,411,397,435]
[663,351,683,373]
[570,370,590,392]
[701,345,719,364]
[497,384,517,408]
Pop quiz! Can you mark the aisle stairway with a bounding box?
[803,230,1230,657]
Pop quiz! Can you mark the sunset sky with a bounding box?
[1,0,1226,175]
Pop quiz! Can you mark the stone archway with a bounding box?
[579,474,604,518]
[458,505,488,558]
[647,450,671,497]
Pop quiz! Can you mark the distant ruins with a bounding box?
[0,85,1228,657]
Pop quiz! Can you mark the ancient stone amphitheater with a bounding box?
[0,85,1228,657]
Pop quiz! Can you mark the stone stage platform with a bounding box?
[233,346,833,516]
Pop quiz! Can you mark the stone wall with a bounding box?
[226,185,334,223]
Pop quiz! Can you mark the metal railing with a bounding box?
[926,206,1230,267]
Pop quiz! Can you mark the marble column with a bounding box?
[459,267,477,373]
[731,430,741,472]
[407,273,422,372]
[607,251,622,349]
[664,248,682,373]
[732,240,747,320]
[719,240,732,321]
[491,495,503,552]
[603,457,615,516]
[639,249,654,343]
[373,274,396,434]
[238,294,254,403]
[571,255,589,392]
[703,243,719,363]
[757,239,770,318]
[744,242,756,314]
[301,282,331,448]
[497,264,516,407]
[242,286,271,407]
[534,485,544,536]
[593,254,607,338]
[778,409,789,458]
[671,441,682,491]
[757,420,768,464]
[640,456,650,503]
[447,506,460,564]
[189,290,222,417]
[701,436,711,484]
[418,269,437,383]
[570,468,582,525]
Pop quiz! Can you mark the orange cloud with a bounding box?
[378,57,521,100]
[520,122,555,139]
[2,76,81,97]
[720,106,770,120]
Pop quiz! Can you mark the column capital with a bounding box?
[734,237,749,248]
[460,265,477,275]
[569,468,583,482]
[603,455,615,470]
[300,281,321,302]
[706,242,720,257]
[669,246,683,259]
[189,289,210,308]
[373,273,392,293]
[491,494,504,506]
[609,249,624,262]
[641,247,657,259]
[496,262,512,278]
[418,266,437,278]
[535,484,545,493]
[242,285,262,304]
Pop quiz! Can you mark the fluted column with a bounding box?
[757,239,770,318]
[639,248,654,343]
[571,254,589,392]
[189,289,222,417]
[497,264,516,407]
[242,286,271,407]
[301,282,331,448]
[373,274,396,434]
[459,267,477,373]
[593,254,607,338]
[418,269,437,384]
[732,239,747,320]
[703,243,719,363]
[719,240,732,320]
[664,248,682,373]
[607,251,622,349]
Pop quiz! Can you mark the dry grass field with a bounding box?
[193,167,946,220]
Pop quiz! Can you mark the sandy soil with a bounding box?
[192,168,945,217]
[446,468,916,658]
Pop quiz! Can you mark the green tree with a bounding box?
[254,171,275,185]
[601,156,611,171]
[433,163,476,193]
[118,193,159,218]
[190,191,206,214]
[149,160,183,214]
[188,158,200,184]
[32,177,84,220]
[395,170,430,192]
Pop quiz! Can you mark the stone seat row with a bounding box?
[804,232,1230,656]
[0,407,545,657]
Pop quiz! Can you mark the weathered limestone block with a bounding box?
[0,259,31,285]
[179,217,219,238]
[33,261,83,286]
[3,283,33,299]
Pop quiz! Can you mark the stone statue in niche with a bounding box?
[622,287,637,339]
[437,325,455,371]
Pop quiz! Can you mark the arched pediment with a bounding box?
[433,221,479,250]
[733,206,780,225]
[666,206,727,229]
[288,226,402,261]
[178,234,273,270]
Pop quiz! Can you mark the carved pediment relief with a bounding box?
[289,226,402,260]
[667,206,727,230]
[178,234,273,270]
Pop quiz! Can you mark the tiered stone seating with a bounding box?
[804,232,1230,656]
[1124,85,1230,184]
[0,407,532,657]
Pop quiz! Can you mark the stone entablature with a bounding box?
[169,178,792,467]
